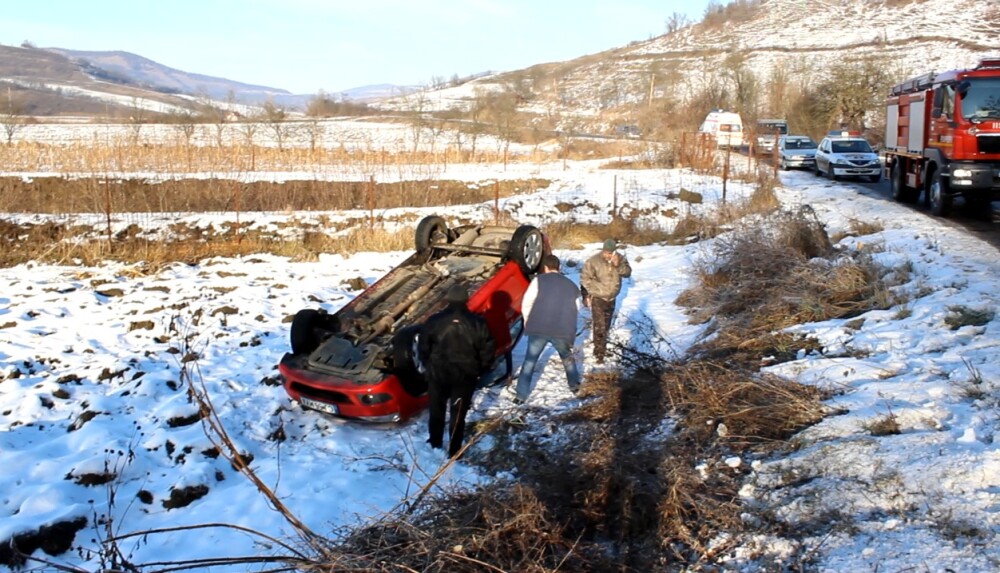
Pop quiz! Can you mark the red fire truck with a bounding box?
[883,57,1000,216]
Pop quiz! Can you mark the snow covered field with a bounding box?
[1,137,999,571]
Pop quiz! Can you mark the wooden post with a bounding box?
[723,145,731,204]
[235,182,243,245]
[613,174,619,220]
[104,176,112,247]
[681,132,688,167]
[772,128,780,179]
[494,181,501,224]
[368,175,376,229]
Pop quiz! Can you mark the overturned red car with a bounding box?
[279,215,546,422]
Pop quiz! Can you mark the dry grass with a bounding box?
[0,218,415,268]
[323,352,829,571]
[0,176,549,214]
[543,216,675,250]
[662,362,827,446]
[677,206,894,351]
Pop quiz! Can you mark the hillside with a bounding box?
[377,0,1000,135]
[45,48,304,107]
[0,44,198,118]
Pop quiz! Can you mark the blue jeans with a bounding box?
[515,335,581,402]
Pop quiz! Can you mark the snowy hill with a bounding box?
[377,0,1000,123]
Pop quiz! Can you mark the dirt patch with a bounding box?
[0,516,87,568]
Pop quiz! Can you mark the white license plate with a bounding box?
[299,396,339,416]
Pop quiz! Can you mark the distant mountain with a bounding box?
[44,48,307,107]
[0,43,198,117]
[1,43,412,115]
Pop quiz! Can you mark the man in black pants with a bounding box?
[418,284,496,458]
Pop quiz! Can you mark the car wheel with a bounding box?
[779,158,788,171]
[868,172,881,183]
[415,215,449,253]
[814,162,822,177]
[290,309,325,355]
[928,169,952,217]
[507,225,545,275]
[391,325,427,396]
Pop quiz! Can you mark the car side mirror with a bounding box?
[957,80,971,99]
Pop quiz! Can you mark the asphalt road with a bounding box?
[749,151,1000,249]
[833,170,1000,249]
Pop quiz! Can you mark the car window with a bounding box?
[787,139,817,149]
[831,140,873,153]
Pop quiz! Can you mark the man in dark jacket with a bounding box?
[418,284,496,458]
[513,254,582,403]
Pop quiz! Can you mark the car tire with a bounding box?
[928,169,952,217]
[391,325,427,396]
[507,225,545,276]
[290,309,325,355]
[779,158,788,171]
[868,172,881,183]
[814,162,822,177]
[415,215,449,253]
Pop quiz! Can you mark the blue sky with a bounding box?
[1,0,712,94]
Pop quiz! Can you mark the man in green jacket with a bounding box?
[580,239,632,364]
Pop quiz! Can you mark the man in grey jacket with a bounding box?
[513,254,582,404]
[580,239,632,364]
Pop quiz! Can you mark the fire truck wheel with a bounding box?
[928,170,952,217]
[890,163,918,204]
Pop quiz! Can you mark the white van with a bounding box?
[699,110,744,149]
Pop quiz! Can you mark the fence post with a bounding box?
[723,145,730,204]
[772,128,780,179]
[494,180,500,224]
[613,174,619,221]
[368,175,376,230]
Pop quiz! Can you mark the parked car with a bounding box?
[814,131,882,182]
[279,215,546,422]
[754,119,789,154]
[777,135,818,170]
[616,124,641,139]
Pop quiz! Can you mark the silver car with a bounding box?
[814,133,882,182]
[777,135,818,170]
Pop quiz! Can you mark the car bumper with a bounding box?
[832,165,881,177]
[947,162,1000,194]
[279,353,427,422]
[784,157,815,167]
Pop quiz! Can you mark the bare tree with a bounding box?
[303,118,324,154]
[723,49,760,118]
[235,111,262,170]
[261,99,294,151]
[665,12,692,34]
[467,88,492,157]
[168,108,199,146]
[195,91,229,147]
[400,88,430,154]
[1,86,27,144]
[127,97,146,145]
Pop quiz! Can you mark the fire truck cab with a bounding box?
[884,57,1000,216]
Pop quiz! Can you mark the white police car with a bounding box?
[814,131,882,182]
